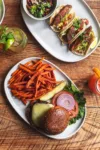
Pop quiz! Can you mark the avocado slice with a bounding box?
[31,103,54,127]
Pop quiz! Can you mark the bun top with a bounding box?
[44,106,69,135]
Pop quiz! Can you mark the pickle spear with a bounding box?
[40,81,67,101]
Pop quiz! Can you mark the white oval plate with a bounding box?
[21,0,100,62]
[4,57,86,139]
[0,0,5,24]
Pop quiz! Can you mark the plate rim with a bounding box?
[0,0,5,24]
[21,0,100,63]
[4,57,86,140]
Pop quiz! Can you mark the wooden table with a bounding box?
[0,0,100,149]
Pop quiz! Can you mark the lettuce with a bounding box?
[64,82,86,125]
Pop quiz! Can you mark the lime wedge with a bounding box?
[4,38,14,50]
[90,38,97,49]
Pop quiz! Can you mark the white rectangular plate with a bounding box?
[21,0,100,62]
[4,57,86,139]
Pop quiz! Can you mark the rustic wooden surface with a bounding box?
[0,0,100,149]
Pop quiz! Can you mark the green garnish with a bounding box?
[42,2,51,8]
[29,1,52,18]
[79,34,84,41]
[64,82,86,125]
[76,39,88,51]
[0,26,15,51]
[77,30,93,51]
[30,5,37,15]
[82,41,88,48]
[72,34,75,38]
[73,19,81,30]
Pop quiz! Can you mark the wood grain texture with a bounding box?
[0,0,100,149]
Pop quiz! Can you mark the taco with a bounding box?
[59,18,89,44]
[69,26,95,56]
[50,5,76,32]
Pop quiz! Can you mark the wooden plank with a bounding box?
[0,105,100,150]
[0,0,100,149]
[86,0,100,9]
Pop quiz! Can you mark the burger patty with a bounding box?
[44,106,69,135]
[52,5,72,26]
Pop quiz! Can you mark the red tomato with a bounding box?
[68,101,79,119]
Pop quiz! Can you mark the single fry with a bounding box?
[19,64,34,74]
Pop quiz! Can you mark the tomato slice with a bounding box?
[68,101,79,119]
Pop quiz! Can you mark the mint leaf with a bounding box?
[6,32,14,39]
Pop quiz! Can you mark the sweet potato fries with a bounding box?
[9,58,57,104]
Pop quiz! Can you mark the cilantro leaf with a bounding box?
[73,19,81,29]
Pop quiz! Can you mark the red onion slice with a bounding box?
[56,93,75,111]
